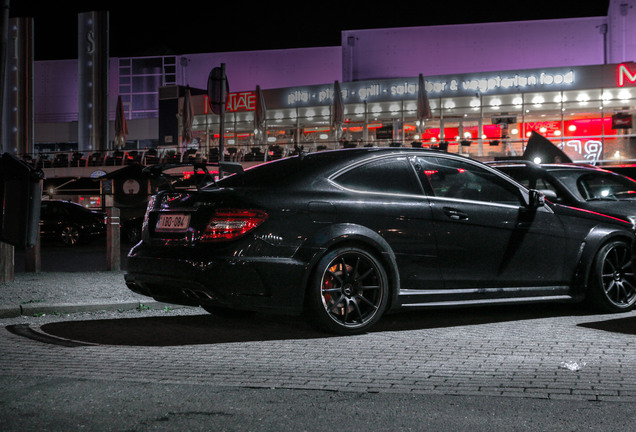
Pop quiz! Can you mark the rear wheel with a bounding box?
[124,224,141,244]
[306,247,388,335]
[588,239,636,312]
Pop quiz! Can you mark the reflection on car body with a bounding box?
[125,148,636,335]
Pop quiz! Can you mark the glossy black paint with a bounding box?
[603,164,636,181]
[39,200,106,246]
[125,149,636,333]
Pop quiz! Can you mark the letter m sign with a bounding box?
[618,63,636,86]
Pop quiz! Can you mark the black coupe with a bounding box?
[125,148,636,334]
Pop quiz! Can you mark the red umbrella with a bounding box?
[114,95,128,148]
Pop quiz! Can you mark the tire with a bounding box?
[60,225,80,246]
[305,246,389,335]
[588,239,636,312]
[125,224,141,244]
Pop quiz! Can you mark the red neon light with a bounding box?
[566,205,630,225]
[182,170,219,180]
[227,92,256,112]
[204,91,256,114]
[303,127,330,134]
[618,63,636,87]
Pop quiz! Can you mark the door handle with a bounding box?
[443,207,468,221]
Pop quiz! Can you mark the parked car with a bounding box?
[125,148,636,335]
[491,161,636,224]
[40,200,106,246]
[601,164,636,181]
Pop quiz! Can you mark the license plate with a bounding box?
[155,213,190,232]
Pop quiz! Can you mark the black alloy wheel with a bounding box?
[306,247,388,335]
[60,225,80,246]
[589,239,636,312]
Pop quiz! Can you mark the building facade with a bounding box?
[24,0,636,165]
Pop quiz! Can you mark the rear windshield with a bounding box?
[212,153,343,188]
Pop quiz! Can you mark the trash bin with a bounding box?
[0,153,44,248]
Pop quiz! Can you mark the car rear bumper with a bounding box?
[125,248,309,314]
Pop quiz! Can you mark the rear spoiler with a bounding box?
[142,161,244,191]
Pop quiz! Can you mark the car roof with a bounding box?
[216,147,465,188]
[489,160,611,173]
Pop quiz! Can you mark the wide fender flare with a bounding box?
[575,225,635,292]
[296,223,401,308]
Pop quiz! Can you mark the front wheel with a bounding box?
[60,225,80,246]
[305,247,389,335]
[588,239,636,312]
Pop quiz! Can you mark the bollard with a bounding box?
[106,207,120,271]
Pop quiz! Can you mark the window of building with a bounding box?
[118,56,176,120]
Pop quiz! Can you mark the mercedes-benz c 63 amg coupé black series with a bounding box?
[125,148,636,334]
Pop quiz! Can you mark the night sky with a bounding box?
[9,1,611,60]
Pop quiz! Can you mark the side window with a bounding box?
[414,156,521,205]
[333,156,422,196]
[499,167,563,203]
[535,178,562,202]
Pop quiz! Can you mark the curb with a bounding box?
[0,301,183,318]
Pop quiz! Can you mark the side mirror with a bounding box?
[539,189,558,200]
[526,189,546,209]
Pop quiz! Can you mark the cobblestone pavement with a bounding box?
[1,303,635,403]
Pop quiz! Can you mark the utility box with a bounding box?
[0,153,44,248]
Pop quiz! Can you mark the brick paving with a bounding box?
[1,306,635,402]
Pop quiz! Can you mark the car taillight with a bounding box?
[202,209,268,242]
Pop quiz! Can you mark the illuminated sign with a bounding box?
[560,140,603,164]
[618,63,636,86]
[282,68,578,108]
[227,92,256,112]
[204,91,256,113]
[192,64,631,112]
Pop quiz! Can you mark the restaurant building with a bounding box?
[14,0,636,165]
[175,62,636,165]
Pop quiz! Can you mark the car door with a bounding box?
[330,154,443,290]
[39,201,58,238]
[412,155,567,290]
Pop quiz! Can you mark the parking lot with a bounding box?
[5,244,636,403]
[2,243,636,430]
[2,299,636,401]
